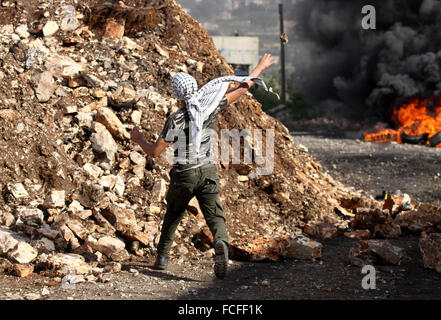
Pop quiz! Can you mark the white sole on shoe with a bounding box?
[214,241,228,279]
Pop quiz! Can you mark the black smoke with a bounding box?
[290,0,441,122]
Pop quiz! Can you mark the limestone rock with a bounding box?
[37,224,60,240]
[154,44,169,58]
[42,21,59,37]
[60,5,79,31]
[59,224,81,250]
[45,55,84,80]
[104,262,122,273]
[131,110,142,125]
[0,227,27,255]
[13,264,34,278]
[66,219,96,240]
[33,71,56,102]
[109,87,138,104]
[87,235,129,261]
[8,242,38,264]
[44,190,66,208]
[15,24,29,38]
[7,183,29,199]
[101,204,138,232]
[96,107,130,140]
[149,205,161,215]
[83,163,103,179]
[90,129,119,162]
[15,207,45,225]
[130,151,146,166]
[285,235,323,260]
[36,253,92,276]
[121,229,152,247]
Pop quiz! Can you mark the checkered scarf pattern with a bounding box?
[171,72,268,154]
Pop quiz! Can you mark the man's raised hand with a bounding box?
[257,53,276,71]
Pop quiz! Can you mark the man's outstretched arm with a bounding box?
[131,127,171,158]
[225,53,276,106]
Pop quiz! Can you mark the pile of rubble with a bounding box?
[0,0,440,283]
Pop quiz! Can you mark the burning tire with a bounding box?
[428,131,441,147]
[400,132,428,145]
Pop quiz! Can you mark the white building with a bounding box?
[212,36,260,76]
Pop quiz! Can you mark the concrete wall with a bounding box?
[212,36,260,73]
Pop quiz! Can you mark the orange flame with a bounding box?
[364,97,441,147]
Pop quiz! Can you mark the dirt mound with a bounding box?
[0,0,388,279]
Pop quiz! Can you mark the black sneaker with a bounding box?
[153,255,168,270]
[214,240,228,279]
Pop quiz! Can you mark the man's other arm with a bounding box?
[131,127,171,158]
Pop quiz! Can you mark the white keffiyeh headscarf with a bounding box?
[171,72,268,154]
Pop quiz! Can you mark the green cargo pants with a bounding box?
[156,164,229,258]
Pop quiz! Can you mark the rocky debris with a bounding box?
[349,240,406,267]
[395,203,441,233]
[230,235,291,262]
[86,235,130,262]
[285,235,323,260]
[36,253,92,277]
[104,262,122,273]
[304,222,339,239]
[419,233,441,273]
[344,229,372,239]
[350,208,401,238]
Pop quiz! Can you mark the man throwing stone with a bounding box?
[131,53,275,279]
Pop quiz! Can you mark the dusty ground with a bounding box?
[1,235,440,301]
[290,120,441,206]
[1,119,441,301]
